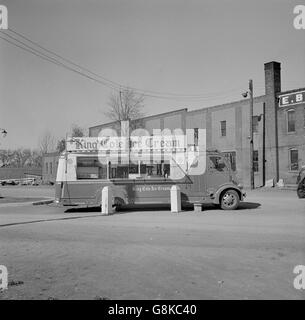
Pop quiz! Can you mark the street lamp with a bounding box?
[0,128,7,137]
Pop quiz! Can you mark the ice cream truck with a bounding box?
[55,132,245,210]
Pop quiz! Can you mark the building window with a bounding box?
[45,163,48,174]
[50,162,52,175]
[304,107,305,127]
[289,149,299,171]
[287,109,296,133]
[223,151,236,171]
[253,116,259,133]
[253,150,259,172]
[220,121,226,137]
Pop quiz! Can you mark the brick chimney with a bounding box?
[264,61,281,184]
[264,61,281,96]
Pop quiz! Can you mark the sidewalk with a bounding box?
[0,197,51,207]
[244,185,297,192]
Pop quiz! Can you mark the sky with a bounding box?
[0,0,304,149]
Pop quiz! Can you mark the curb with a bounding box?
[0,201,37,208]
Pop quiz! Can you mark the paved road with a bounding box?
[0,189,304,300]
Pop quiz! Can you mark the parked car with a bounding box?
[32,179,40,186]
[296,166,305,199]
[21,179,33,185]
[1,180,17,186]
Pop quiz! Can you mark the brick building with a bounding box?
[89,61,304,187]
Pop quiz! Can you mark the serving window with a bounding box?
[109,160,171,179]
[76,157,107,179]
[76,156,171,180]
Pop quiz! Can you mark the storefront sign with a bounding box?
[66,137,100,152]
[279,90,305,107]
[66,135,187,152]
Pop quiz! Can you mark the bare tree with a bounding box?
[105,89,145,127]
[11,148,31,167]
[71,124,85,137]
[56,138,66,153]
[38,131,55,155]
[31,150,42,168]
[0,148,42,168]
[0,149,13,167]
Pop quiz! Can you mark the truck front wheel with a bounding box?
[220,189,240,210]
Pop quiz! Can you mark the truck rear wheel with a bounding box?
[220,189,240,210]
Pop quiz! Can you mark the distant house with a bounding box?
[42,152,60,184]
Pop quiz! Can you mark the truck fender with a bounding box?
[213,185,243,204]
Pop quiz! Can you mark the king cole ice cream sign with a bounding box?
[279,90,305,107]
[66,122,207,178]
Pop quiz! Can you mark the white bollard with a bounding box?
[171,185,181,213]
[101,186,113,215]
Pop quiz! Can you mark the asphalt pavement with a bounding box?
[0,188,304,300]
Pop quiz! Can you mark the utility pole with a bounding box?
[119,90,131,177]
[262,102,266,186]
[119,90,123,111]
[249,79,254,190]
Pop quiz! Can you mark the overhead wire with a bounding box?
[0,27,249,102]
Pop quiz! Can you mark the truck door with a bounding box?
[205,155,230,195]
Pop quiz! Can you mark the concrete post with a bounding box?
[101,186,113,215]
[171,185,181,213]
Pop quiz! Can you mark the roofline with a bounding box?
[277,87,305,96]
[89,86,305,130]
[89,108,188,130]
[187,94,266,115]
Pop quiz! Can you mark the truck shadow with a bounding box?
[64,201,261,213]
[237,201,261,210]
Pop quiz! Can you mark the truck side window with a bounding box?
[209,156,226,172]
[76,157,107,179]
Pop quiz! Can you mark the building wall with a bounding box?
[143,118,161,134]
[211,106,236,152]
[277,97,305,184]
[163,113,183,131]
[42,153,59,184]
[88,62,304,187]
